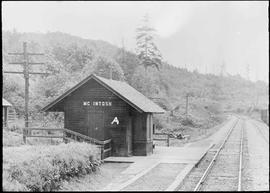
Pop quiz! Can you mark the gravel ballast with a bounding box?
[177,118,243,191]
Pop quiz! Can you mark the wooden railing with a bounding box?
[153,133,170,147]
[23,127,112,159]
[23,127,64,143]
[63,128,112,159]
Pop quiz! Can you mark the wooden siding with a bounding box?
[3,106,16,128]
[132,112,153,156]
[53,78,154,157]
[61,78,146,156]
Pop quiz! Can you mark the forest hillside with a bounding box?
[2,30,269,133]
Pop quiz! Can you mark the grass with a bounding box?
[3,142,101,191]
[60,162,131,191]
[2,129,25,147]
[154,113,227,147]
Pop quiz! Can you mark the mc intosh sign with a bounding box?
[83,101,112,107]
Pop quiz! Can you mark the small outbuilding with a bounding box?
[42,74,165,156]
[2,98,15,128]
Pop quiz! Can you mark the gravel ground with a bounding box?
[242,120,269,191]
[177,151,216,191]
[250,119,269,143]
[201,119,242,191]
[211,118,239,149]
[178,117,269,192]
[177,118,242,191]
[122,163,187,191]
[242,128,253,190]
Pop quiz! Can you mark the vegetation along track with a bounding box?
[177,117,245,191]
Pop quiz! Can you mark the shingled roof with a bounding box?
[42,74,165,113]
[3,98,12,107]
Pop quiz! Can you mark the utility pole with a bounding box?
[121,37,125,64]
[4,42,48,143]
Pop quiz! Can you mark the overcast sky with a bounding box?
[2,1,269,82]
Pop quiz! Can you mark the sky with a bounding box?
[2,1,269,82]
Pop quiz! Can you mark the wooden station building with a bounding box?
[42,74,165,156]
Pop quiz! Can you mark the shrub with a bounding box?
[181,117,196,127]
[3,142,101,191]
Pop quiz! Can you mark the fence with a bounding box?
[63,128,112,159]
[153,133,170,147]
[23,127,63,143]
[23,127,111,159]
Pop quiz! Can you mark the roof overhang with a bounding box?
[41,74,147,113]
[3,98,12,107]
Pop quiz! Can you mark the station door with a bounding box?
[87,110,104,140]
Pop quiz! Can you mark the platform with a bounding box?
[103,116,237,191]
[103,145,212,191]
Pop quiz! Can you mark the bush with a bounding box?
[180,115,201,127]
[3,142,101,191]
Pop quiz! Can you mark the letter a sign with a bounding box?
[111,117,119,125]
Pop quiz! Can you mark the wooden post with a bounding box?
[23,42,29,130]
[5,42,47,144]
[63,131,66,143]
[23,128,26,143]
[109,141,111,157]
[101,145,104,160]
[167,135,170,147]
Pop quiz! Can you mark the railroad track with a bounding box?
[192,117,245,191]
[249,120,269,144]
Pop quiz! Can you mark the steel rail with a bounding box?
[193,118,240,191]
[237,120,244,191]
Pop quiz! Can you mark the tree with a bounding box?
[93,56,125,81]
[131,66,160,97]
[51,44,94,73]
[135,14,163,72]
[113,49,140,83]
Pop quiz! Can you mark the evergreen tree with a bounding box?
[135,14,163,72]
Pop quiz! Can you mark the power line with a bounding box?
[4,42,48,143]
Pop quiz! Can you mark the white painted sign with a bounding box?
[111,117,119,125]
[83,101,112,106]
